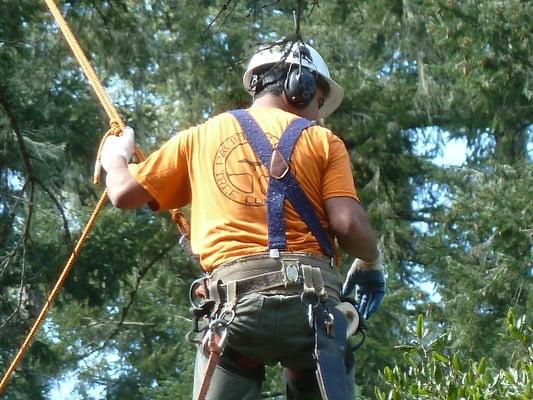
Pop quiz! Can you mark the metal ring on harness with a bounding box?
[204,318,230,354]
[301,290,320,329]
[218,309,236,326]
[300,290,320,308]
[189,276,208,308]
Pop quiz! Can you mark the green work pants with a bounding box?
[192,293,356,399]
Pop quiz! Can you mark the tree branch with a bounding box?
[0,179,31,279]
[204,0,234,33]
[0,180,35,329]
[76,244,175,359]
[81,318,156,328]
[35,178,72,246]
[0,84,35,179]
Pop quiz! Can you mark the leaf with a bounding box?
[384,366,395,383]
[477,357,487,374]
[452,354,462,372]
[417,314,425,339]
[432,351,449,364]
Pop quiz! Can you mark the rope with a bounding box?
[197,351,221,400]
[42,0,189,238]
[0,0,191,393]
[0,192,108,393]
[44,0,121,127]
[197,328,229,400]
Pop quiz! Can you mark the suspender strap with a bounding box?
[267,118,310,252]
[229,109,334,258]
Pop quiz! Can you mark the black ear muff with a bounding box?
[284,45,317,108]
[284,66,317,108]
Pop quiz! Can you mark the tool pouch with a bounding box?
[313,302,349,400]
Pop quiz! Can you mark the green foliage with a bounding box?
[376,309,533,400]
[417,163,532,364]
[1,0,531,398]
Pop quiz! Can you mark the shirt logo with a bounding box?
[213,132,278,206]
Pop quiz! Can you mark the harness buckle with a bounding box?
[269,148,290,179]
[281,259,300,285]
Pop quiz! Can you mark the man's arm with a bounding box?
[324,196,379,262]
[327,196,385,319]
[105,157,153,209]
[99,127,153,209]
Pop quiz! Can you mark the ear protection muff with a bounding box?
[284,46,318,108]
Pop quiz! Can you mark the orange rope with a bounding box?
[0,0,190,393]
[197,351,221,400]
[43,0,189,236]
[0,192,108,393]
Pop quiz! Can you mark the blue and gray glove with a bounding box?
[341,255,385,320]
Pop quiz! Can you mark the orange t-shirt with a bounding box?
[131,107,359,271]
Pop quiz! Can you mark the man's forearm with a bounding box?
[105,157,153,208]
[325,197,379,262]
[336,226,379,263]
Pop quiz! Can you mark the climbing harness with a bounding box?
[0,0,191,393]
[190,251,361,400]
[210,253,341,298]
[203,110,360,400]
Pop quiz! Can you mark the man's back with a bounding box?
[131,107,358,270]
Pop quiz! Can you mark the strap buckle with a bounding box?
[269,148,290,179]
[281,259,301,285]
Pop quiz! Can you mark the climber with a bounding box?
[100,41,385,400]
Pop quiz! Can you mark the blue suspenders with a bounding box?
[229,109,334,260]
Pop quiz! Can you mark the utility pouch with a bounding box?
[314,303,350,400]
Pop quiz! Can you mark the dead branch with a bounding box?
[35,178,72,246]
[213,0,241,34]
[204,0,235,33]
[0,180,34,329]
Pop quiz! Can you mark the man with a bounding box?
[101,42,385,400]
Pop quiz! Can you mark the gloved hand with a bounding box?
[341,255,385,320]
[100,126,135,171]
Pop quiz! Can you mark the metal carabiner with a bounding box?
[189,276,208,309]
[323,309,335,337]
[218,308,236,326]
[205,319,229,354]
[301,291,320,329]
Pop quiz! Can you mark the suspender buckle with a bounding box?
[269,148,290,179]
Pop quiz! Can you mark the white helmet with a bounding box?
[243,42,344,119]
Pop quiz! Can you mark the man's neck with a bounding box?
[250,94,286,110]
[249,93,316,120]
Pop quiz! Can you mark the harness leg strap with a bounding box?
[314,303,349,400]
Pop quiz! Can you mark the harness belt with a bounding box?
[207,252,341,302]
